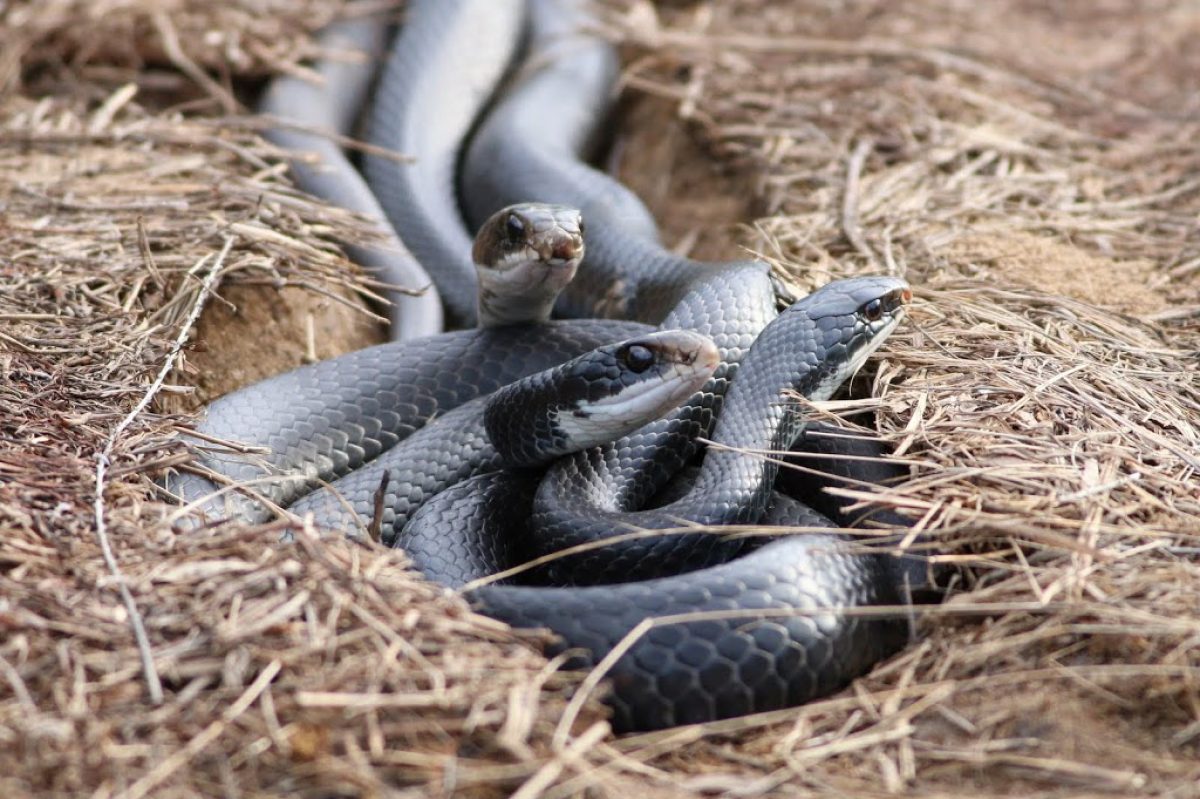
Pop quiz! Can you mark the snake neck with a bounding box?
[684,407,810,525]
[476,278,560,327]
[674,307,852,524]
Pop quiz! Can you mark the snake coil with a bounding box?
[192,0,937,733]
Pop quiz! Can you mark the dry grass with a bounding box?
[3,0,1200,796]
[0,0,383,103]
[592,0,1200,794]
[0,89,607,796]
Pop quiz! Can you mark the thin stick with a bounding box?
[843,138,879,266]
[368,471,390,544]
[92,236,234,706]
[511,721,610,799]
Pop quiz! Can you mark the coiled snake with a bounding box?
[175,0,933,732]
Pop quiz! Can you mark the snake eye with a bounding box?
[504,212,525,243]
[619,344,656,373]
[861,298,884,322]
[577,218,586,237]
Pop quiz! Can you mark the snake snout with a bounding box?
[679,334,720,373]
[541,233,583,265]
[531,203,584,265]
[883,285,912,314]
[645,330,720,375]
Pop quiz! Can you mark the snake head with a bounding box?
[788,276,911,401]
[485,330,719,468]
[473,203,585,326]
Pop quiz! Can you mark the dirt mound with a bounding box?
[2,0,1199,796]
[0,85,600,796]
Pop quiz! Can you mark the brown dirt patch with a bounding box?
[940,231,1169,316]
[180,282,383,413]
[614,94,756,262]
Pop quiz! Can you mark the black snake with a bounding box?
[174,0,934,732]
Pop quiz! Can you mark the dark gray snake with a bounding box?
[410,277,914,731]
[170,203,643,523]
[187,0,936,732]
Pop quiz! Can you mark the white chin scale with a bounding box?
[491,250,576,294]
[552,362,703,452]
[476,251,576,326]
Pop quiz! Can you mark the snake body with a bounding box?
[257,16,443,340]
[404,276,911,731]
[182,0,934,733]
[364,0,527,327]
[286,329,718,541]
[476,532,909,732]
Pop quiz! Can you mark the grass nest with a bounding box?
[0,42,603,799]
[3,0,1200,796]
